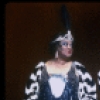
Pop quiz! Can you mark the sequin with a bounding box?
[38,74,79,100]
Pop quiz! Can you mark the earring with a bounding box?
[55,51,58,58]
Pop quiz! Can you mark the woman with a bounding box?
[23,30,97,100]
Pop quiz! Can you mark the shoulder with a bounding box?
[44,59,55,67]
[34,60,54,72]
[35,61,45,68]
[74,61,88,74]
[74,61,85,67]
[31,61,45,76]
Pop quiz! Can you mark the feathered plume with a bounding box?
[61,5,71,31]
[51,5,73,43]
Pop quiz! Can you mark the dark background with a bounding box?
[5,2,100,100]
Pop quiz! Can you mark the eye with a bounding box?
[61,42,68,46]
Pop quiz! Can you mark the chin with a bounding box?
[63,55,72,60]
[69,54,72,57]
[66,54,72,58]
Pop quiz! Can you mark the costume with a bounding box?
[24,61,97,100]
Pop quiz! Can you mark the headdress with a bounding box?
[52,5,74,43]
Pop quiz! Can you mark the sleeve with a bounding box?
[75,62,97,100]
[81,68,97,100]
[23,62,44,100]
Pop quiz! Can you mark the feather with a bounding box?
[61,5,71,31]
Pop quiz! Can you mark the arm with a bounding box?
[82,69,97,100]
[23,62,45,100]
[75,61,97,100]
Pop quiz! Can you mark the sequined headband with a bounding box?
[52,30,74,43]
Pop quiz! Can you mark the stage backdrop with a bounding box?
[6,3,100,100]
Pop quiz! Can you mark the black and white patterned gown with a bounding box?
[24,61,97,100]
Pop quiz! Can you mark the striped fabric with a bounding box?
[24,61,97,100]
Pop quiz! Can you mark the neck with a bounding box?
[55,57,71,65]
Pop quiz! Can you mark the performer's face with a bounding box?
[57,40,73,58]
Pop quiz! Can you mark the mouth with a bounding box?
[68,50,72,54]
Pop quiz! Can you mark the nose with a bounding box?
[67,44,72,48]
